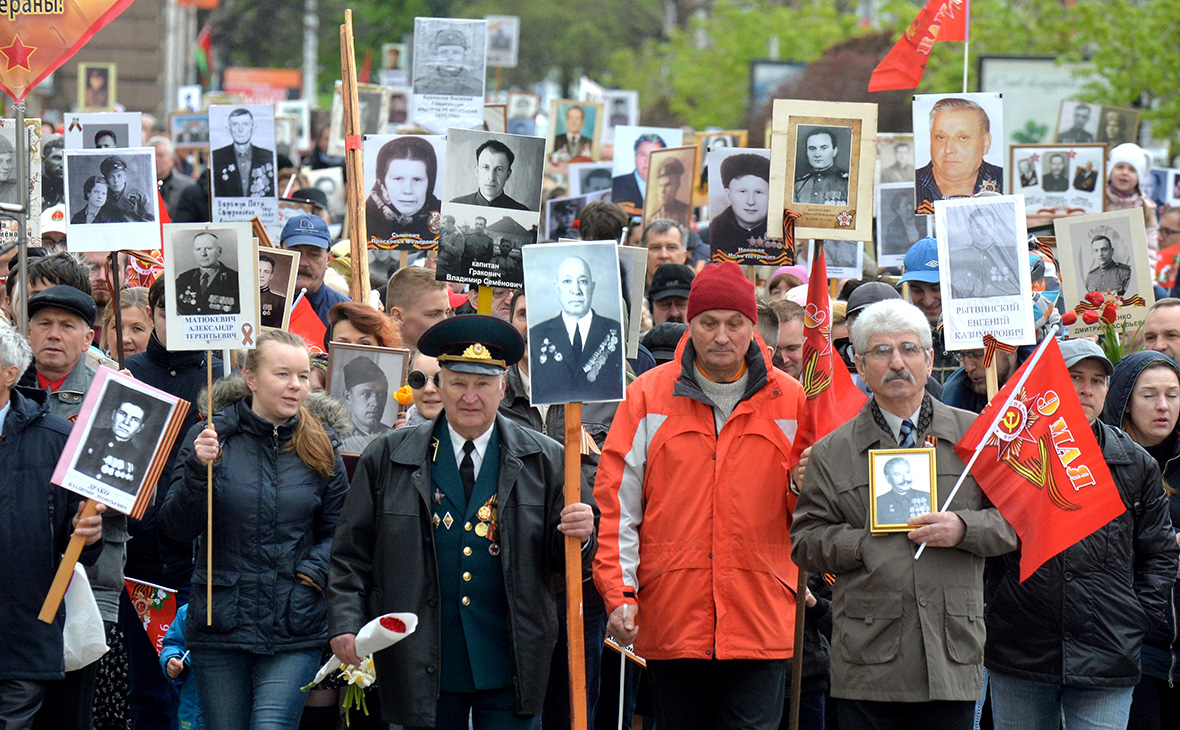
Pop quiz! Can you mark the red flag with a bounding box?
[288,294,327,354]
[792,244,867,458]
[124,578,178,655]
[123,191,169,288]
[955,338,1125,581]
[868,0,969,92]
[359,47,373,84]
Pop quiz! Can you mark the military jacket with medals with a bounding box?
[794,165,849,205]
[175,263,242,315]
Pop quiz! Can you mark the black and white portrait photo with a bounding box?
[1096,106,1140,147]
[523,241,626,405]
[810,239,863,280]
[610,125,684,214]
[943,204,1021,299]
[327,343,410,455]
[170,113,210,152]
[63,147,158,251]
[277,100,312,150]
[209,105,277,200]
[442,128,544,213]
[544,189,609,242]
[875,183,931,269]
[1055,101,1100,144]
[876,134,914,185]
[305,167,347,225]
[388,88,411,127]
[643,146,697,229]
[1018,157,1039,188]
[0,120,41,227]
[259,248,299,330]
[163,221,258,351]
[792,125,851,207]
[411,17,487,133]
[485,15,520,68]
[912,93,1005,213]
[568,162,614,197]
[708,148,773,262]
[364,134,446,250]
[869,448,936,532]
[601,90,639,144]
[64,112,143,150]
[1009,144,1106,216]
[434,208,537,289]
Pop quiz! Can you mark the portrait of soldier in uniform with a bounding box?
[874,455,932,528]
[1057,103,1096,144]
[646,155,692,225]
[258,254,287,328]
[339,356,393,454]
[793,125,849,206]
[947,206,1021,299]
[211,107,276,199]
[97,156,153,222]
[175,230,242,315]
[413,27,484,97]
[1042,153,1069,193]
[73,393,153,496]
[1084,230,1133,296]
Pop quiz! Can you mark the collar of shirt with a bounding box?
[37,371,69,393]
[234,143,251,157]
[0,398,10,439]
[561,311,593,346]
[447,420,494,479]
[879,403,922,444]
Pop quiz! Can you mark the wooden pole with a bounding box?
[110,251,126,369]
[206,351,214,626]
[986,360,998,401]
[789,569,806,730]
[38,500,99,623]
[564,402,588,730]
[340,10,370,302]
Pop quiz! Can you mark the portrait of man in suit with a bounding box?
[612,133,665,212]
[551,105,594,163]
[211,107,276,199]
[1042,153,1069,192]
[528,255,623,404]
[451,139,529,210]
[175,230,242,315]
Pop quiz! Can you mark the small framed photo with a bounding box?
[78,63,116,112]
[63,112,143,150]
[381,43,408,71]
[1056,101,1141,148]
[642,146,697,229]
[693,130,747,205]
[1009,144,1106,217]
[483,103,507,134]
[163,222,259,351]
[544,189,610,241]
[610,125,684,215]
[51,368,189,519]
[912,92,1004,214]
[258,247,299,331]
[876,133,914,187]
[506,92,541,136]
[277,100,312,151]
[63,147,159,252]
[0,119,41,247]
[768,99,877,242]
[601,90,639,145]
[363,134,446,251]
[170,113,210,153]
[568,162,614,197]
[485,15,520,68]
[876,183,931,270]
[869,448,937,533]
[1054,208,1155,339]
[327,343,411,455]
[546,99,603,167]
[617,244,648,359]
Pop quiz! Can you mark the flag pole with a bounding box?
[961,0,971,93]
[915,325,1058,560]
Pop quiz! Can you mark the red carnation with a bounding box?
[1084,291,1105,306]
[1100,303,1118,324]
[380,616,407,633]
[1081,310,1100,325]
[1061,311,1078,325]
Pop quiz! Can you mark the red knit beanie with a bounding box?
[687,262,758,324]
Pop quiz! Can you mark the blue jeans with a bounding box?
[190,647,320,730]
[988,670,1134,730]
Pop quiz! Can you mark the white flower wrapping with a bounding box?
[308,612,418,686]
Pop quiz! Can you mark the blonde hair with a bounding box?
[246,330,336,479]
[102,286,150,329]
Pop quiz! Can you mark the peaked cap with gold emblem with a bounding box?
[417,314,525,375]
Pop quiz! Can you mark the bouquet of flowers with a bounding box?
[1061,291,1140,364]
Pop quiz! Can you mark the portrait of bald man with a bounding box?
[174,230,242,315]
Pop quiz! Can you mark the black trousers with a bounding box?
[0,679,45,730]
[647,658,787,730]
[836,698,974,730]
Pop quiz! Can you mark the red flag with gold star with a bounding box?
[0,0,137,102]
[955,338,1124,581]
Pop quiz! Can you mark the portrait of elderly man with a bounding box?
[414,27,483,97]
[1058,103,1095,144]
[451,139,529,210]
[949,206,1021,299]
[211,107,276,199]
[97,156,152,222]
[794,126,849,206]
[74,392,153,495]
[552,105,594,162]
[1073,161,1098,192]
[792,299,1017,730]
[1042,153,1069,192]
[175,230,241,315]
[916,97,1003,207]
[0,131,17,205]
[647,156,692,225]
[875,455,931,525]
[529,255,623,404]
[612,133,666,211]
[710,153,770,254]
[1084,230,1132,296]
[1017,158,1038,188]
[339,356,392,453]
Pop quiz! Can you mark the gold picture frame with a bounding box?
[869,447,937,534]
[78,63,117,112]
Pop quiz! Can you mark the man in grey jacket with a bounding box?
[792,299,1018,729]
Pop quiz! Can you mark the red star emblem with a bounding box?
[0,35,36,71]
[1029,153,1041,163]
[1068,149,1078,159]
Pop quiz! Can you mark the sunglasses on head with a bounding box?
[408,370,440,389]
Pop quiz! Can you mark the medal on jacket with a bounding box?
[431,438,440,462]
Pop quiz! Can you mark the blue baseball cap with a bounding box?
[897,237,940,284]
[280,214,331,249]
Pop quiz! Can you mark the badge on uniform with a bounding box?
[443,512,454,530]
[475,494,499,543]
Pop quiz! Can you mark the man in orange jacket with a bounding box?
[593,262,808,729]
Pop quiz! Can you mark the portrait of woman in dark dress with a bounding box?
[366,136,442,247]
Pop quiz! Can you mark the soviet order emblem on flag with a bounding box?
[0,0,137,102]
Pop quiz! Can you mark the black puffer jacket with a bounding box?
[159,378,350,652]
[1100,350,1180,683]
[985,418,1179,686]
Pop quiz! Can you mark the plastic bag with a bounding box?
[63,563,109,671]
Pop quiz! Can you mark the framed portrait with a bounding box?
[1093,104,1142,148]
[808,239,863,280]
[601,90,639,145]
[912,92,1005,214]
[547,99,603,167]
[78,63,116,112]
[201,92,245,110]
[869,448,937,533]
[177,84,202,112]
[978,56,1093,167]
[411,17,487,134]
[170,113,210,153]
[1054,208,1155,339]
[51,368,189,519]
[274,114,299,169]
[483,103,507,133]
[568,162,612,198]
[1054,101,1101,145]
[1144,167,1174,209]
[0,118,41,247]
[875,183,932,270]
[381,42,408,71]
[693,130,747,205]
[485,15,520,68]
[768,99,877,242]
[64,112,143,150]
[208,104,279,227]
[747,60,805,119]
[506,92,540,136]
[1009,144,1106,217]
[522,241,626,406]
[277,99,312,151]
[544,189,610,242]
[934,195,1035,350]
[387,88,411,128]
[363,134,446,251]
[329,81,391,156]
[258,247,299,331]
[327,342,411,455]
[617,244,647,359]
[610,125,684,215]
[642,146,697,230]
[63,147,159,252]
[162,221,259,351]
[876,133,914,189]
[708,148,787,266]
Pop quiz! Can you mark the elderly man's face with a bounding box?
[193,235,220,267]
[291,243,328,292]
[726,174,769,229]
[476,148,512,202]
[440,369,505,437]
[806,132,837,171]
[1092,237,1113,266]
[112,402,145,440]
[346,379,388,431]
[556,257,594,319]
[885,460,913,493]
[435,44,466,75]
[855,331,931,408]
[635,141,663,181]
[1049,155,1065,175]
[105,167,127,194]
[565,107,585,135]
[229,113,254,145]
[689,309,754,380]
[930,108,990,181]
[29,308,93,378]
[45,147,64,177]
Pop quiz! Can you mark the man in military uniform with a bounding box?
[451,140,530,210]
[175,231,241,315]
[1073,161,1098,192]
[647,156,691,225]
[258,254,287,328]
[74,396,151,496]
[459,216,495,276]
[1084,233,1133,295]
[340,356,392,454]
[97,157,153,222]
[875,456,930,525]
[1058,104,1095,144]
[436,215,464,276]
[1042,153,1069,192]
[915,98,1003,211]
[793,127,849,206]
[951,210,1021,299]
[328,314,595,730]
[414,28,484,97]
[210,107,276,199]
[0,132,19,205]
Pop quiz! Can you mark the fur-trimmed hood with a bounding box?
[196,375,352,436]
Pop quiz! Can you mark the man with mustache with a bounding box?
[281,214,348,327]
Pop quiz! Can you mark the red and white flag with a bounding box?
[124,578,178,655]
[868,0,969,92]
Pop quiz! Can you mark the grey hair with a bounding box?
[0,319,33,376]
[147,135,173,154]
[930,97,990,134]
[641,218,688,247]
[755,299,779,349]
[850,299,932,357]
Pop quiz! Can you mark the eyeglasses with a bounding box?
[407,370,439,389]
[959,350,987,364]
[863,342,927,362]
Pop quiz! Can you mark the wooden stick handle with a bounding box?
[789,568,807,730]
[38,499,99,623]
[206,351,214,626]
[564,402,588,730]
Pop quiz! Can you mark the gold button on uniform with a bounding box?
[461,596,471,606]
[463,547,472,556]
[464,522,472,531]
[462,572,472,581]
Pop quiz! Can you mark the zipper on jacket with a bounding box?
[1169,583,1178,688]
